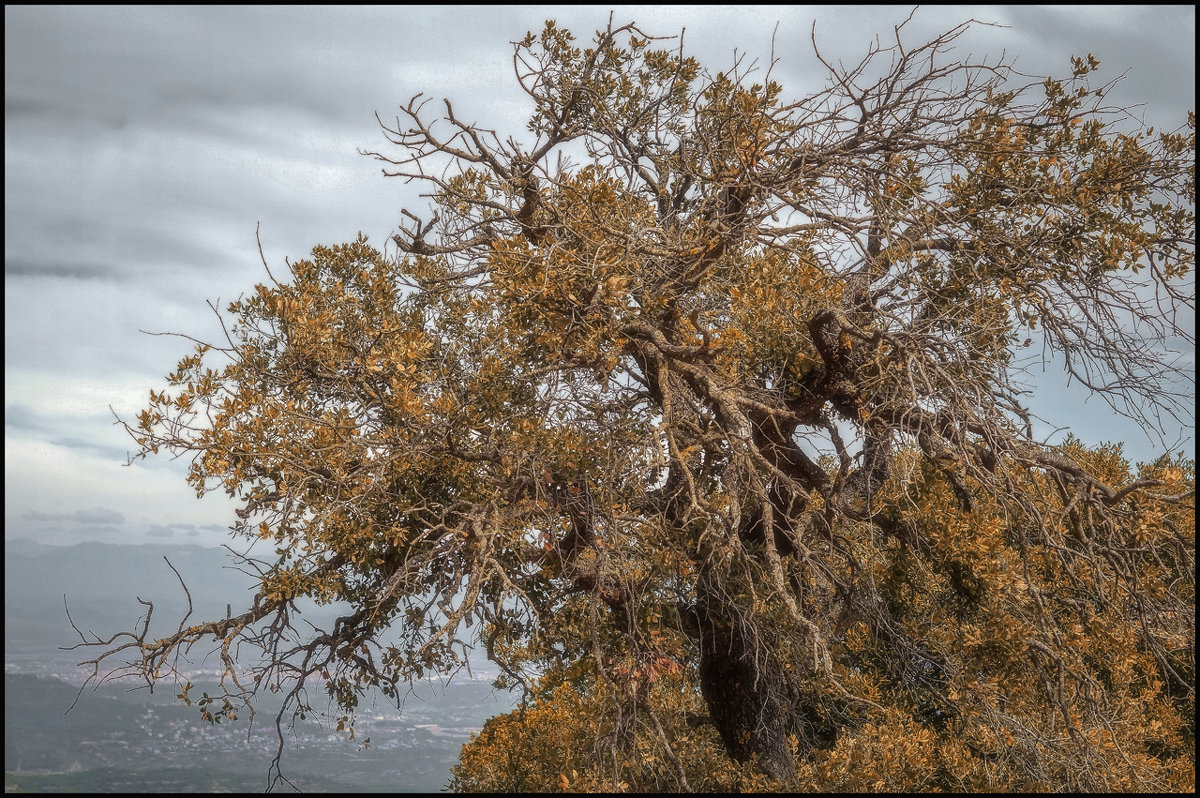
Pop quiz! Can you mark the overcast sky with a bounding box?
[5,5,1195,548]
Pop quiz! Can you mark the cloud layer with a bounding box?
[5,6,1194,545]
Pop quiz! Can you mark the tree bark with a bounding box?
[680,583,800,784]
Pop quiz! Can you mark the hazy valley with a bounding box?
[4,540,517,793]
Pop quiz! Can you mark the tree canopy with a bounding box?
[79,15,1193,792]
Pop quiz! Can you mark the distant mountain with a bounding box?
[4,540,265,650]
[3,537,59,558]
[4,539,359,660]
[4,541,517,793]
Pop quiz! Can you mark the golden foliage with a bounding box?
[86,15,1193,792]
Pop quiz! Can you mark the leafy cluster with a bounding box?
[452,445,1194,792]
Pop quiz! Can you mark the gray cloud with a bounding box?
[4,6,520,143]
[1000,6,1194,123]
[4,403,41,431]
[77,525,123,539]
[146,522,206,539]
[5,259,129,281]
[53,437,133,463]
[4,96,62,119]
[23,507,127,526]
[6,402,131,462]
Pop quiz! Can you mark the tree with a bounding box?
[77,14,1193,791]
